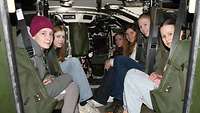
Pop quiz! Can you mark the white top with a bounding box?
[129,44,137,60]
[109,44,138,67]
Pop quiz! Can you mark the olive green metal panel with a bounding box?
[189,50,200,113]
[69,23,89,57]
[0,26,17,113]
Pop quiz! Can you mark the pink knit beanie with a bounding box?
[30,16,53,37]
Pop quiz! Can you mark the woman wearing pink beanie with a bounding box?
[29,16,80,113]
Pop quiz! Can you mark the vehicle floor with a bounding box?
[52,105,154,113]
[52,103,113,113]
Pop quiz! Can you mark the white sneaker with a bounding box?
[107,96,114,103]
[79,103,100,113]
[87,99,104,107]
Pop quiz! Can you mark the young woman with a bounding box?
[123,18,183,113]
[49,25,102,113]
[104,32,128,70]
[52,25,93,103]
[29,16,79,113]
[138,13,151,38]
[113,32,127,56]
[124,24,138,59]
[137,13,151,65]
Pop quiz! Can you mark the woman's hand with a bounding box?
[149,72,162,86]
[104,59,112,70]
[43,75,54,85]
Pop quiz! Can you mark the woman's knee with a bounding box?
[125,69,146,84]
[66,82,80,97]
[69,57,80,63]
[114,56,128,63]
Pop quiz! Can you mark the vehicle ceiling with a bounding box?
[20,0,144,11]
[50,0,123,7]
[16,0,180,28]
[19,0,180,10]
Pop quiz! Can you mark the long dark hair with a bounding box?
[124,24,138,56]
[159,18,176,49]
[160,18,176,28]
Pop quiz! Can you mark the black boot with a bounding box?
[113,99,123,113]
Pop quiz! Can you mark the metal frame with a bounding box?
[183,0,200,112]
[0,0,24,113]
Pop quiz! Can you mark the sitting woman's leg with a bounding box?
[123,69,157,113]
[93,67,115,105]
[62,82,79,113]
[112,56,144,102]
[55,82,80,113]
[60,57,93,102]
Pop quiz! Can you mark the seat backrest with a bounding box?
[69,23,89,57]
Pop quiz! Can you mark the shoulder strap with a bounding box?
[168,0,187,58]
[16,4,34,58]
[135,34,144,61]
[145,6,159,74]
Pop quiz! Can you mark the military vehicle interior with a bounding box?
[1,0,200,113]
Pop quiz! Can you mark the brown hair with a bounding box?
[112,31,127,56]
[113,31,126,46]
[160,18,176,28]
[53,25,67,62]
[123,24,138,56]
[138,13,150,21]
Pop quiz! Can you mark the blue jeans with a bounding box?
[112,56,144,102]
[93,68,115,105]
[60,57,93,102]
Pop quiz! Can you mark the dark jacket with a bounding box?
[16,34,72,97]
[15,33,56,113]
